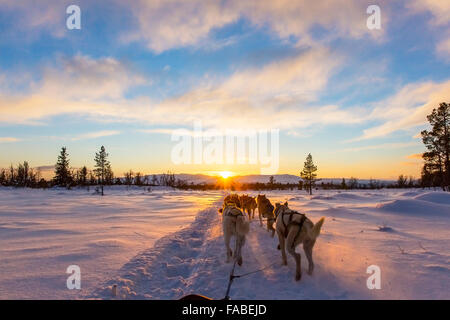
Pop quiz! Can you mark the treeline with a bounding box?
[0,161,47,188]
[322,176,420,190]
[175,175,421,191]
[0,145,185,190]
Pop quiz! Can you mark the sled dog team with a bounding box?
[219,193,325,281]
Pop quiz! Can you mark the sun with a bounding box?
[219,171,233,179]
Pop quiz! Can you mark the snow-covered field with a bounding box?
[1,187,449,299]
[0,186,223,299]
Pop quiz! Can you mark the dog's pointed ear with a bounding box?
[218,208,223,213]
[284,201,288,206]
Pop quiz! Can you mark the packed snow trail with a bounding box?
[89,199,372,299]
[90,190,450,299]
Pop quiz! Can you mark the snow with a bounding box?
[0,186,223,299]
[1,187,449,299]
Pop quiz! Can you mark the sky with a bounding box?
[0,0,449,179]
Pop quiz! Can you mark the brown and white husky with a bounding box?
[219,200,250,266]
[274,202,325,281]
[256,194,276,233]
[240,194,257,220]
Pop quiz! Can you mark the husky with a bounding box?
[256,194,276,233]
[240,194,257,220]
[274,202,325,281]
[219,201,250,266]
[223,194,241,208]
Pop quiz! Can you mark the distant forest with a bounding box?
[1,102,449,192]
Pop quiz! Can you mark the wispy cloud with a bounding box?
[122,0,385,52]
[407,0,450,26]
[71,130,121,141]
[354,80,450,140]
[406,0,450,61]
[436,35,450,61]
[0,137,20,143]
[137,128,174,135]
[0,54,150,125]
[406,153,423,159]
[343,141,418,152]
[0,48,365,133]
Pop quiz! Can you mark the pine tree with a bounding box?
[421,102,450,190]
[341,178,347,189]
[151,174,158,186]
[397,174,407,188]
[300,153,318,195]
[269,175,275,187]
[124,170,134,187]
[135,172,142,186]
[89,171,96,185]
[77,166,88,186]
[8,164,15,185]
[105,164,114,185]
[349,177,358,189]
[94,146,110,196]
[54,147,72,187]
[0,169,6,186]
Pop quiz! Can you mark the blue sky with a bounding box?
[0,0,449,179]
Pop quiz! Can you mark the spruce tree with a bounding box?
[94,146,110,196]
[124,170,134,187]
[54,147,71,187]
[300,153,318,195]
[397,174,407,188]
[77,166,88,186]
[0,169,6,186]
[421,102,450,190]
[349,177,358,189]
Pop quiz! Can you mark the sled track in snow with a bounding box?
[88,201,222,299]
[89,197,353,300]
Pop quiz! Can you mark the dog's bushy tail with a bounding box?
[236,216,250,236]
[312,217,325,238]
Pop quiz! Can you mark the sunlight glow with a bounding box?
[219,171,233,179]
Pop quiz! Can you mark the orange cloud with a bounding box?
[406,153,423,160]
[0,137,20,143]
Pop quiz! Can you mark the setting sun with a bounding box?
[219,171,233,179]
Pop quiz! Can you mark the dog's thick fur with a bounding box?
[275,202,325,281]
[223,194,241,208]
[256,194,276,233]
[240,194,257,220]
[220,199,250,266]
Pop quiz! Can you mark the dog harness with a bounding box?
[223,204,244,218]
[281,209,307,244]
